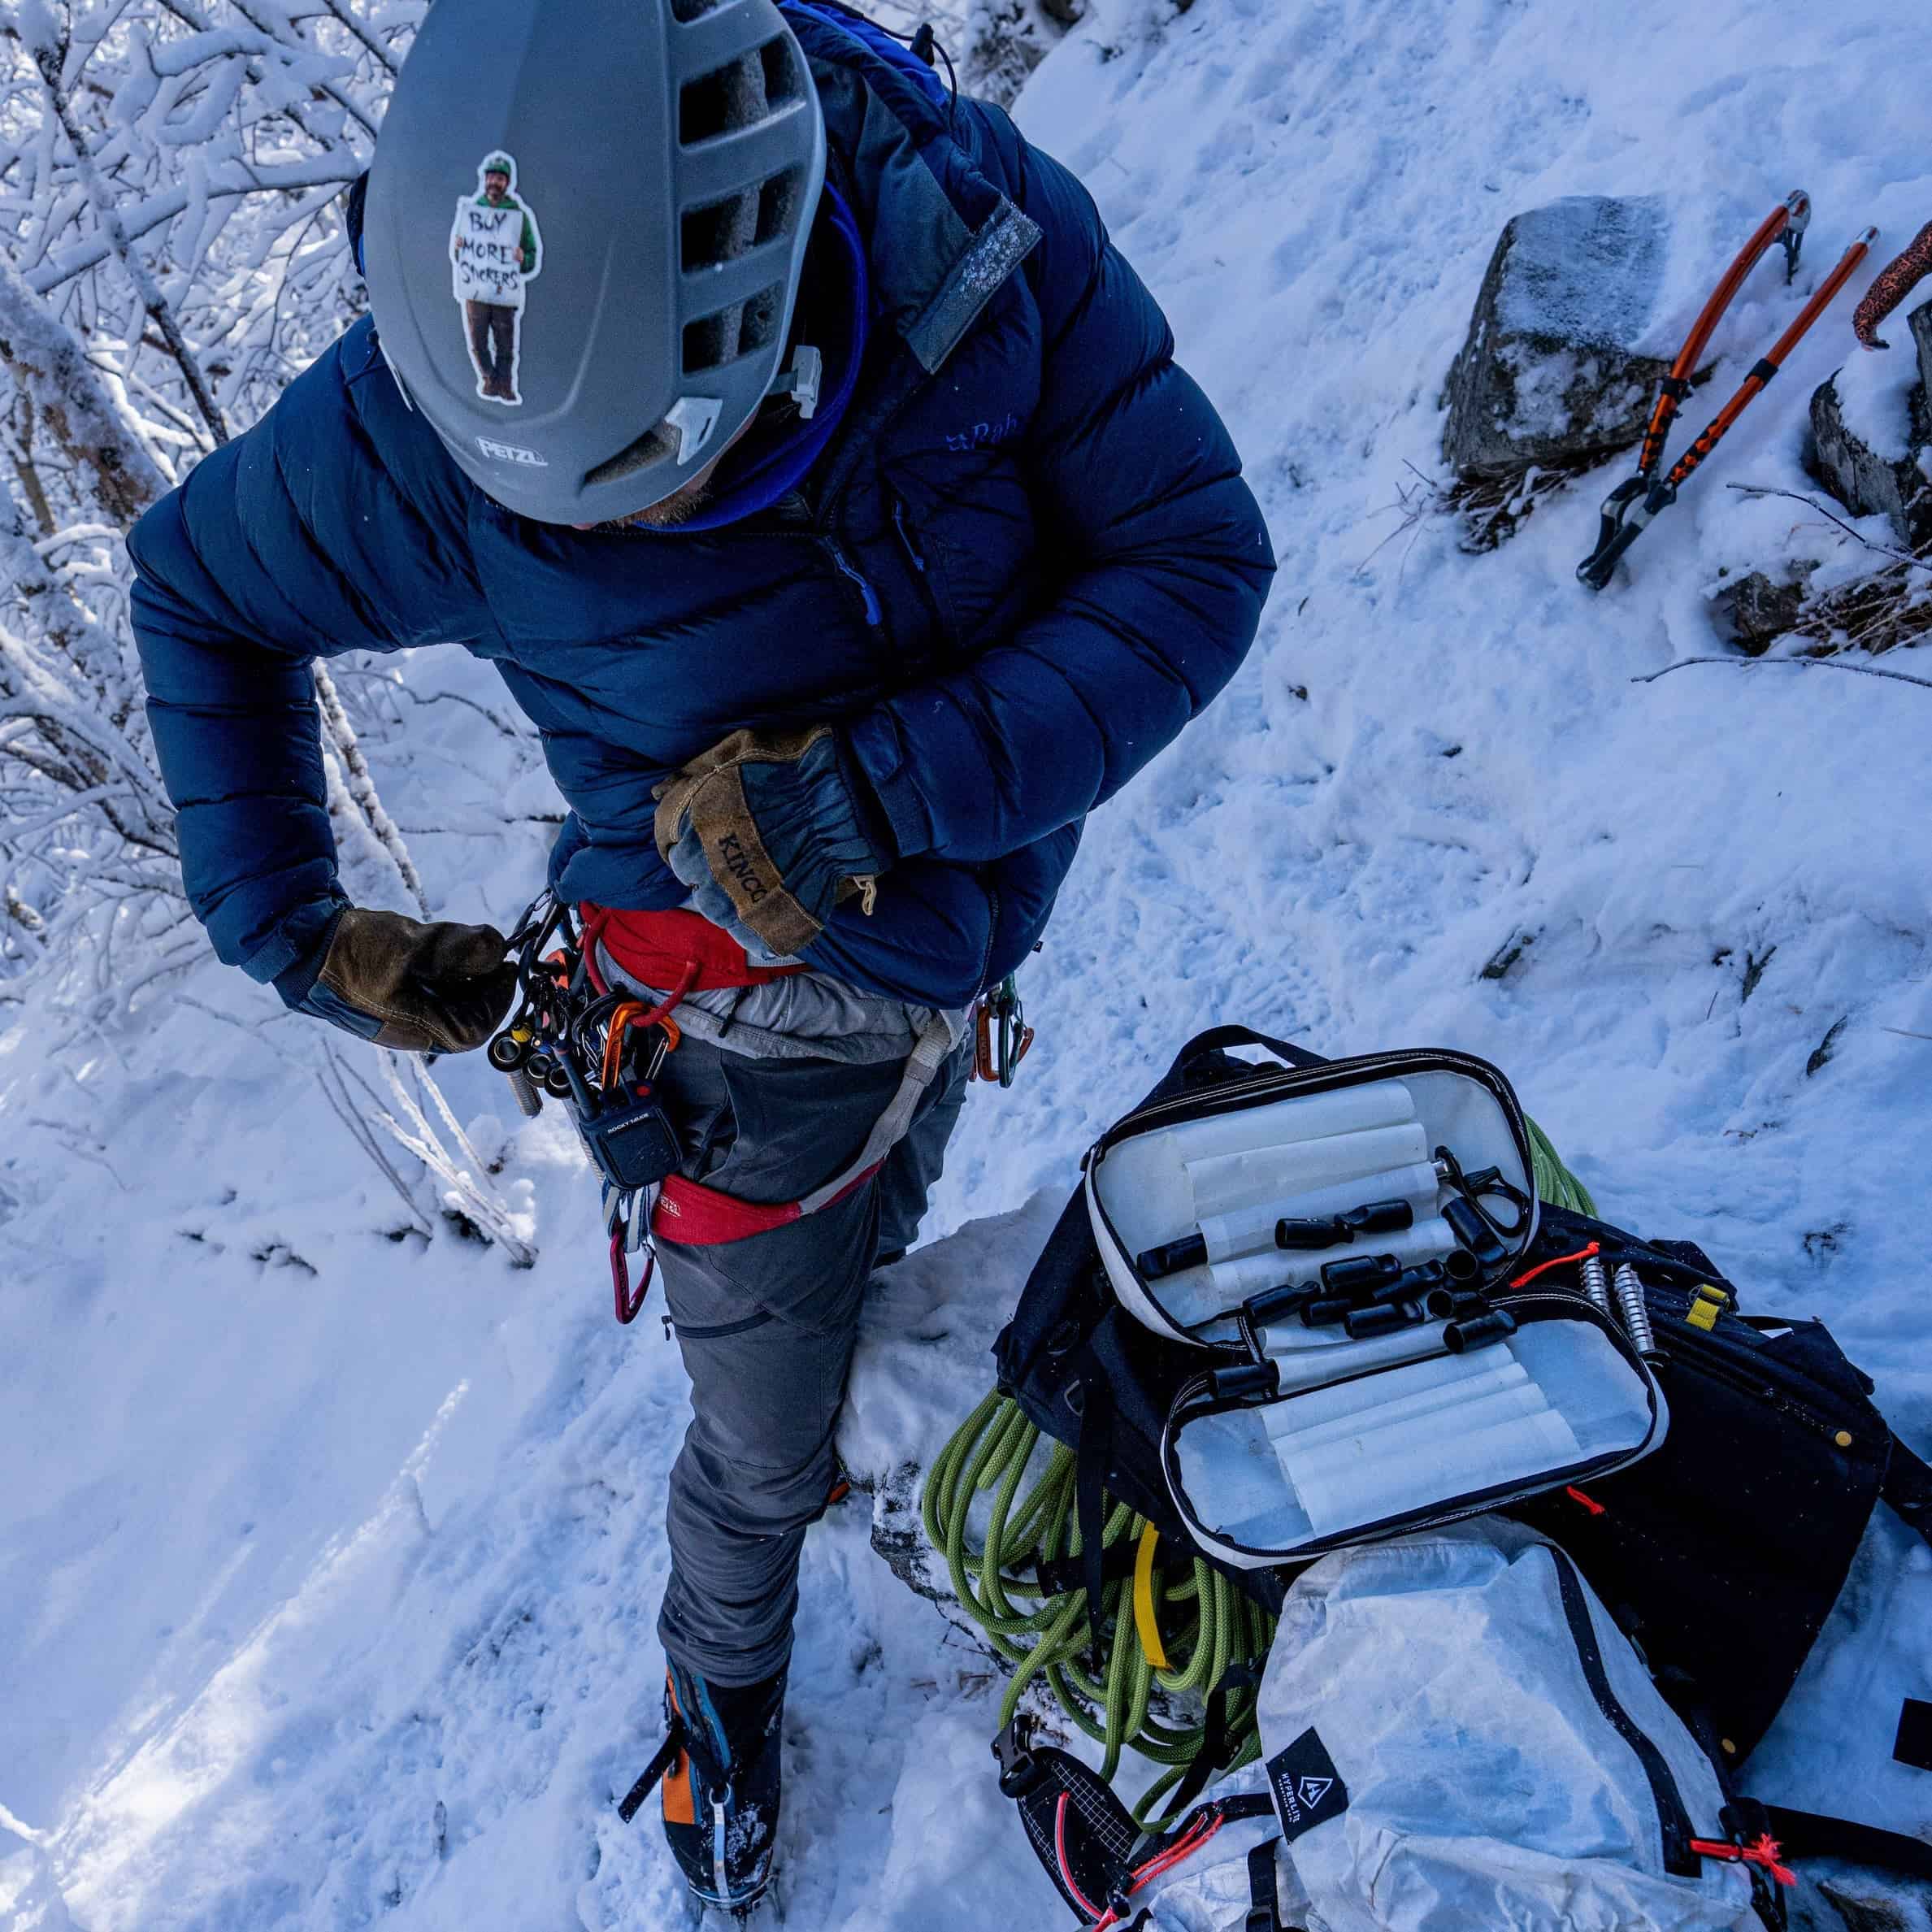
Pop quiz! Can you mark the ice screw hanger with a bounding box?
[1578,194,1878,590]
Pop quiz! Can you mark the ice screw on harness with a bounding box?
[1578,195,1879,590]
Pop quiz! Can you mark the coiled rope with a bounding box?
[922,1390,1275,1825]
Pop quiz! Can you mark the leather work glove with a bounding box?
[653,726,892,959]
[274,906,518,1053]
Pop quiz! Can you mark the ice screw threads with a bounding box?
[1612,1261,1660,1361]
[1579,1252,1614,1318]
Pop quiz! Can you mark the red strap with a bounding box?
[1690,1834,1796,1887]
[652,1161,884,1246]
[584,904,807,994]
[1511,1240,1600,1289]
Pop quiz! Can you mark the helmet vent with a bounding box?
[583,423,680,489]
[683,281,783,374]
[680,166,805,272]
[669,0,724,20]
[679,35,802,146]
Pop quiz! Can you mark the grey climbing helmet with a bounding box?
[363,0,827,524]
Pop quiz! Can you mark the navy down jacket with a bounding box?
[128,7,1274,1011]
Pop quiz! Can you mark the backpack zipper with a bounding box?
[1545,1543,1700,1876]
[1162,1295,1663,1562]
[1092,1050,1543,1335]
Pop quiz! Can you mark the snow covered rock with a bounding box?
[1443,194,1677,483]
[1711,567,1815,657]
[1810,301,1932,549]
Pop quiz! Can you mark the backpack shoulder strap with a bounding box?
[1763,1805,1932,1882]
[1881,1430,1932,1546]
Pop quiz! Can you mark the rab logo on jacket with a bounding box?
[1265,1728,1349,1843]
[944,411,1019,453]
[450,150,543,406]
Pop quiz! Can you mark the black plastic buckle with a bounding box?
[992,1715,1043,1798]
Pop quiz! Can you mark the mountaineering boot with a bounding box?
[656,1661,786,1914]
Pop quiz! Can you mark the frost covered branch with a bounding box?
[1633,655,1932,692]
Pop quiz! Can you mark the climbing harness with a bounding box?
[488,891,957,1322]
[488,893,684,1322]
[923,1389,1277,1827]
[1578,192,1878,589]
[974,973,1035,1087]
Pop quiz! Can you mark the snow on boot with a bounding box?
[619,1663,786,1916]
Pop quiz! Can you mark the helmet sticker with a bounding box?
[449,152,543,407]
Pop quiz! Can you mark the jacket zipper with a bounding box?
[819,536,883,627]
[891,496,928,572]
[1545,1543,1700,1876]
[970,879,1001,1001]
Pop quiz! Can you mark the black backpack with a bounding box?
[993,1023,1932,1879]
[994,1027,1324,1623]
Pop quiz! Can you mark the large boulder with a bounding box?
[1444,195,1678,482]
[1809,297,1932,549]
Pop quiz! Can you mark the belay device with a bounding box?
[487,892,683,1323]
[1578,191,1877,590]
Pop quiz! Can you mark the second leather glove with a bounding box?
[276,906,518,1053]
[653,726,891,957]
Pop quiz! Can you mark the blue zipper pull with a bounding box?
[891,497,928,572]
[822,536,883,627]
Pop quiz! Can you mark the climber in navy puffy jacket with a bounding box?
[129,7,1271,1014]
[128,5,1270,1906]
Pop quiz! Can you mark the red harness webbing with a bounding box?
[579,903,954,1251]
[585,903,805,996]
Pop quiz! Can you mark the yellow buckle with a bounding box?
[1686,1283,1728,1333]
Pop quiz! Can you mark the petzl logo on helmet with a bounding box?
[449,151,542,407]
[475,436,549,467]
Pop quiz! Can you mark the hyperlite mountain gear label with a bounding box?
[450,152,543,406]
[1265,1728,1349,1843]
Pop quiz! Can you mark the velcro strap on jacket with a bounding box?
[650,1013,956,1246]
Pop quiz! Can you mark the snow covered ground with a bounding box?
[5,0,1932,1925]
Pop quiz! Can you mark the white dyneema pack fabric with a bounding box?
[1256,1519,1763,1932]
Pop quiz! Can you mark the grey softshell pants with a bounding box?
[649,1031,972,1686]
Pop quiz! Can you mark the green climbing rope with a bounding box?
[921,1390,1274,1825]
[920,1114,1596,1822]
[1526,1114,1598,1217]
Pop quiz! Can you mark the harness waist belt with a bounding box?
[584,903,806,993]
[650,1011,957,1245]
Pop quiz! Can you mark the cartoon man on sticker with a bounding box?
[449,153,542,405]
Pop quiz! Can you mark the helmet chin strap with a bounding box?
[766,343,822,421]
